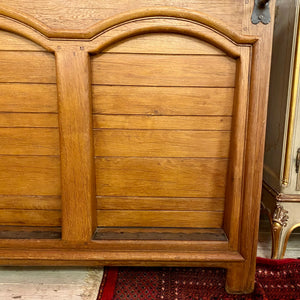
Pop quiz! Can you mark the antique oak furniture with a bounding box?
[0,0,275,293]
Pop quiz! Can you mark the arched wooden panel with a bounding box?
[0,30,61,228]
[90,25,250,230]
[0,2,275,294]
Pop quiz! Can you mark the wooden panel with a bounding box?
[94,227,227,241]
[0,226,61,239]
[93,115,232,131]
[0,0,243,33]
[56,50,96,241]
[0,195,61,210]
[97,196,224,211]
[91,53,236,87]
[0,128,59,155]
[0,209,61,226]
[0,83,58,113]
[94,130,230,158]
[0,52,56,83]
[0,30,45,51]
[104,33,225,55]
[97,210,223,228]
[92,86,234,115]
[0,156,60,195]
[95,157,228,197]
[0,113,58,128]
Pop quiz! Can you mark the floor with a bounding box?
[0,214,299,300]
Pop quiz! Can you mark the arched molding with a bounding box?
[0,5,258,53]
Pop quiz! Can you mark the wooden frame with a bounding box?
[0,4,273,294]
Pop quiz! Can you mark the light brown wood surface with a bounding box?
[95,157,228,197]
[91,53,236,87]
[92,86,234,115]
[0,0,275,294]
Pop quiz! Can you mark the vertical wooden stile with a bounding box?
[55,48,96,242]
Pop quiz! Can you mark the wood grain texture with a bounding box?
[91,53,236,87]
[103,33,225,55]
[97,196,224,211]
[97,209,224,232]
[0,51,56,83]
[0,195,60,210]
[92,86,234,115]
[97,210,223,228]
[0,0,244,33]
[94,130,231,158]
[93,115,232,131]
[0,113,58,128]
[0,83,58,113]
[94,227,227,241]
[95,157,228,197]
[0,209,60,226]
[0,156,60,195]
[0,0,275,294]
[0,30,45,51]
[0,128,59,155]
[56,49,96,242]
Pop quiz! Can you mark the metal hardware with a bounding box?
[296,148,300,173]
[251,0,271,25]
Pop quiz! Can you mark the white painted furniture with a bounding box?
[262,0,300,259]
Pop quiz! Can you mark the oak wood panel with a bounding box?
[0,226,61,239]
[0,156,60,195]
[103,33,225,55]
[94,227,227,241]
[0,195,61,210]
[0,113,58,128]
[95,157,228,197]
[0,52,56,83]
[56,50,96,241]
[0,1,244,33]
[93,115,232,131]
[92,86,235,115]
[0,128,59,155]
[0,83,58,113]
[91,53,236,87]
[0,209,60,226]
[97,196,224,211]
[0,30,45,51]
[94,130,231,158]
[97,210,223,228]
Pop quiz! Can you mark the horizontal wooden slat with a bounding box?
[95,157,228,197]
[94,130,230,158]
[92,86,234,115]
[0,113,58,127]
[97,196,224,211]
[93,115,232,130]
[0,30,45,51]
[0,52,56,83]
[0,156,61,195]
[94,227,227,241]
[97,210,223,228]
[0,195,61,210]
[0,210,61,226]
[0,226,61,239]
[0,128,59,155]
[104,33,225,55]
[0,83,58,113]
[91,53,236,87]
[0,83,57,113]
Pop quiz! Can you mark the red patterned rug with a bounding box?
[97,258,300,300]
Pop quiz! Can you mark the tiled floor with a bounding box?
[0,214,299,300]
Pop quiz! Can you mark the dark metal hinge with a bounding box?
[251,0,271,25]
